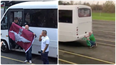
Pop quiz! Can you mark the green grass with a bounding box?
[92,12,115,21]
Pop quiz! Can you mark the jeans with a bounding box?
[41,50,49,64]
[89,41,95,46]
[25,47,32,61]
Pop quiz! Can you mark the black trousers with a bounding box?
[41,50,49,64]
[9,37,22,49]
[9,37,16,48]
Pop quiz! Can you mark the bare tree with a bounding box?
[103,1,115,13]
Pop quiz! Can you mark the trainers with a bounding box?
[89,45,94,48]
[95,43,97,46]
[24,60,28,63]
[29,60,32,63]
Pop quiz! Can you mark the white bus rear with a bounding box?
[59,5,92,42]
[1,1,58,58]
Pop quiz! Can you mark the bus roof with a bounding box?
[59,5,91,9]
[9,1,58,9]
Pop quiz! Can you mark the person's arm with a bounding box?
[39,35,42,41]
[84,33,90,38]
[28,30,36,38]
[43,39,49,53]
[33,33,36,36]
[85,35,90,37]
[1,41,3,47]
[87,37,90,41]
[43,44,49,53]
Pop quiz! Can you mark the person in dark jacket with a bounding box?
[9,17,22,49]
[9,17,19,28]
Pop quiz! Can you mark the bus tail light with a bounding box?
[77,29,78,31]
[76,27,78,35]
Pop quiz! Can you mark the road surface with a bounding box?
[59,20,115,64]
[1,50,57,64]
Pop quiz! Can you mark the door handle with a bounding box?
[6,35,8,37]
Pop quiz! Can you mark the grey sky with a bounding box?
[59,0,115,4]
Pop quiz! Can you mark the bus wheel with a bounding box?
[1,40,9,52]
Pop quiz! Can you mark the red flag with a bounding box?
[9,22,34,52]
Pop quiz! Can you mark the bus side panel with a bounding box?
[78,17,92,37]
[28,27,58,58]
[59,23,76,41]
[1,30,10,49]
[32,39,58,58]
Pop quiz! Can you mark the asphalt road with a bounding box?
[59,20,115,64]
[1,50,57,64]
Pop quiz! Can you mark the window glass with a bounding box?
[59,10,72,23]
[78,8,91,17]
[24,9,57,28]
[1,15,8,30]
[9,11,23,26]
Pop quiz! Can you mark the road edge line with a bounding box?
[1,56,34,64]
[59,58,77,64]
[59,50,115,64]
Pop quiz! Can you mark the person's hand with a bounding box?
[1,41,3,47]
[42,50,45,53]
[84,35,87,38]
[34,33,37,38]
[87,38,90,40]
[40,35,42,37]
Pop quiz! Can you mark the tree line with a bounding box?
[59,1,115,13]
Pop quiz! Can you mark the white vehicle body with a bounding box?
[1,8,4,18]
[59,5,92,42]
[1,1,58,58]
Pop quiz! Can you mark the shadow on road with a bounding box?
[59,40,88,47]
[1,50,57,64]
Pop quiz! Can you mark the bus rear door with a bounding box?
[77,8,92,37]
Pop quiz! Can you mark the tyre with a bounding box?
[1,40,9,52]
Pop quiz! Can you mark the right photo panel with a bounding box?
[58,0,115,64]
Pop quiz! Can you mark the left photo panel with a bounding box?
[1,0,58,64]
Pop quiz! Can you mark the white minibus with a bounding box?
[59,5,92,42]
[1,1,58,58]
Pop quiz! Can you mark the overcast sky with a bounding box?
[59,0,115,4]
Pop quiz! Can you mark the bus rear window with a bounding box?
[78,8,91,17]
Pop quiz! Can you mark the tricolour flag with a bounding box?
[9,22,34,52]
